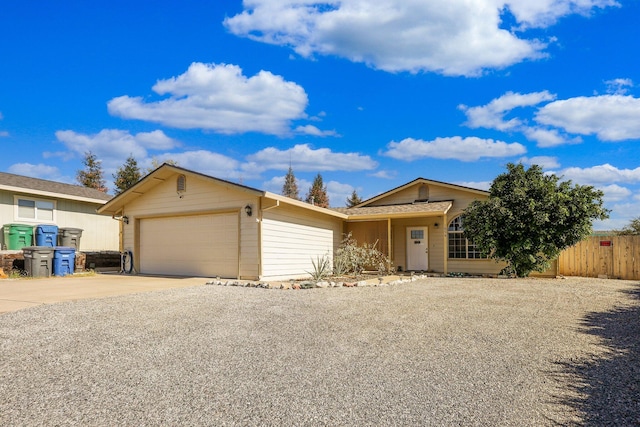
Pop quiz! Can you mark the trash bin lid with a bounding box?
[54,246,76,252]
[23,246,55,253]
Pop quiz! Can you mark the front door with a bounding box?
[407,227,428,271]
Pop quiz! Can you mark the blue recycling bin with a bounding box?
[53,247,76,276]
[35,225,58,247]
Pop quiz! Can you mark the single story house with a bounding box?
[98,164,503,279]
[0,171,119,251]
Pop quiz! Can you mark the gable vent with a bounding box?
[417,184,429,201]
[177,175,186,193]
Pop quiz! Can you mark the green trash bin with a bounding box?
[3,224,34,250]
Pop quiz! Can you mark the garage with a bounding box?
[139,213,238,278]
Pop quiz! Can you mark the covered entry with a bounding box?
[138,212,239,277]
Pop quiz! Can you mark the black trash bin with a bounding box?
[23,246,54,277]
[58,228,83,250]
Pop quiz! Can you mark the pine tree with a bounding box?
[346,189,363,207]
[281,166,300,200]
[305,173,330,208]
[113,155,142,195]
[76,151,108,193]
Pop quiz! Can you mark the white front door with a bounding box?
[406,227,428,271]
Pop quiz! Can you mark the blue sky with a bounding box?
[1,1,639,229]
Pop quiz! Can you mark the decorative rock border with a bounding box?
[204,274,430,290]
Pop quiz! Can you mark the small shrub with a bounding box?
[333,232,393,277]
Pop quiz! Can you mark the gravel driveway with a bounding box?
[1,277,638,426]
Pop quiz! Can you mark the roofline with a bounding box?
[99,164,347,219]
[0,184,109,204]
[356,177,488,207]
[263,192,348,219]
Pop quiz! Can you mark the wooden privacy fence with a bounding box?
[557,235,640,280]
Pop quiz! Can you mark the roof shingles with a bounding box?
[0,171,112,202]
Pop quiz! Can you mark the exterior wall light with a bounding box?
[245,205,253,217]
[123,216,129,224]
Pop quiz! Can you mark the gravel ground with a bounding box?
[1,276,638,426]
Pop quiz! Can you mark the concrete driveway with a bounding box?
[0,273,207,314]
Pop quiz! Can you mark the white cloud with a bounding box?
[108,62,309,136]
[383,136,526,161]
[522,127,581,147]
[505,0,619,28]
[0,111,7,137]
[7,163,66,182]
[370,170,396,179]
[454,181,492,191]
[605,78,633,95]
[555,164,640,185]
[599,184,632,202]
[518,156,560,169]
[535,95,640,141]
[55,129,179,166]
[294,124,339,137]
[460,91,556,130]
[245,143,377,172]
[262,175,312,196]
[326,180,357,207]
[155,150,244,180]
[224,1,617,76]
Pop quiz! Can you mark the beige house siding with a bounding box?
[345,221,388,255]
[368,186,421,206]
[447,259,505,275]
[261,204,342,280]
[121,173,260,279]
[391,218,446,273]
[0,190,117,251]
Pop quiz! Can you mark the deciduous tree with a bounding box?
[462,163,609,277]
[615,217,640,235]
[76,151,107,193]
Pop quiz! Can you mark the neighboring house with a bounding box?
[0,172,118,251]
[98,164,504,280]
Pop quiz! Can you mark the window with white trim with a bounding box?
[448,216,485,259]
[15,197,56,222]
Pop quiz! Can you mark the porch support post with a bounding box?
[387,217,392,267]
[442,214,448,275]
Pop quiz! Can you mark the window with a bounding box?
[410,229,424,239]
[15,197,55,222]
[448,216,485,259]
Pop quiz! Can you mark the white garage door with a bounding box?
[139,213,238,277]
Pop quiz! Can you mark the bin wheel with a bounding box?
[121,250,134,274]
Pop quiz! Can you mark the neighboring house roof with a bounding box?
[0,171,112,204]
[333,201,453,220]
[354,177,488,208]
